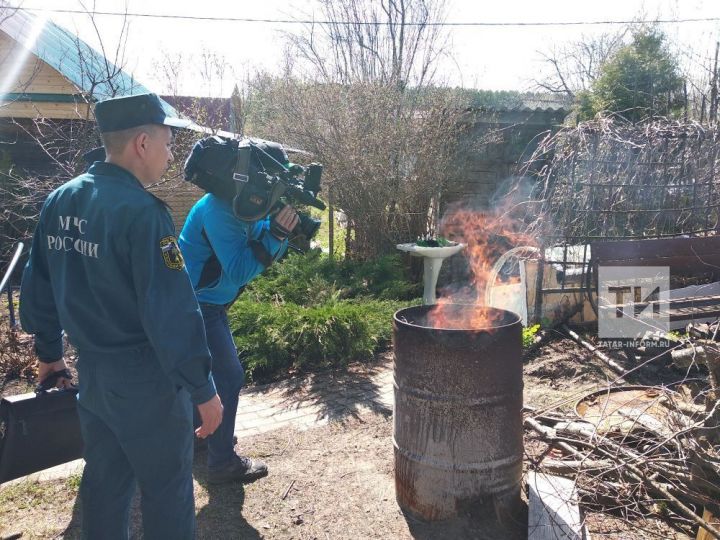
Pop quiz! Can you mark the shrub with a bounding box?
[243,250,339,305]
[228,298,405,382]
[243,250,421,305]
[229,250,420,381]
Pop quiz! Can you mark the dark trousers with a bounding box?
[199,303,245,469]
[76,347,195,540]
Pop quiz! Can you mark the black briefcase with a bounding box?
[0,380,84,483]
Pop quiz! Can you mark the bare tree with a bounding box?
[72,0,135,109]
[246,0,467,260]
[288,0,448,89]
[0,0,18,26]
[534,29,629,100]
[153,49,184,97]
[682,40,720,124]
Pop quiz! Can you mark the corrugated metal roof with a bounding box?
[468,93,571,113]
[0,9,177,115]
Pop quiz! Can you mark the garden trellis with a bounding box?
[524,118,720,244]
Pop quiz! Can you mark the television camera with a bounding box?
[183,136,325,247]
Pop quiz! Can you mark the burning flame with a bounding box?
[426,204,536,330]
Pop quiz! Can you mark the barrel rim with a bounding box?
[393,303,521,332]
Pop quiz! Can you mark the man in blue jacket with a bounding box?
[179,144,298,484]
[20,93,223,539]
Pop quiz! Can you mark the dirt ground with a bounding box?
[0,283,697,540]
[0,328,696,539]
[0,413,689,540]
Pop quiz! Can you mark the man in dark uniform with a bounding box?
[19,93,223,539]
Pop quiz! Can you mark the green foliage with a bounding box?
[66,473,82,491]
[229,298,404,381]
[665,330,685,341]
[230,251,420,381]
[574,90,595,122]
[244,250,422,304]
[578,29,685,122]
[522,324,541,348]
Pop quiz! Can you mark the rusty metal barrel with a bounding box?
[393,304,523,521]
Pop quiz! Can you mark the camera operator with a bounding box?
[179,141,298,484]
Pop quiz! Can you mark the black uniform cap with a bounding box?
[94,93,192,133]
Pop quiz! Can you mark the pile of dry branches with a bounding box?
[0,326,35,381]
[521,118,720,244]
[524,331,720,538]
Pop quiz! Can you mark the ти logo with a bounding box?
[598,266,670,340]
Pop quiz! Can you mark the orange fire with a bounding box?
[426,205,536,330]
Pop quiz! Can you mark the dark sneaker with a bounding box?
[194,435,238,453]
[207,455,269,485]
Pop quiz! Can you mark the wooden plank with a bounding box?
[697,507,719,540]
[0,39,78,95]
[598,294,720,322]
[592,237,720,262]
[528,471,585,540]
[0,101,91,119]
[598,257,720,278]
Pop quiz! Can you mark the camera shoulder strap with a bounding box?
[249,234,274,269]
[197,228,222,290]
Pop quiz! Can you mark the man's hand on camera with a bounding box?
[270,205,300,240]
[196,394,223,438]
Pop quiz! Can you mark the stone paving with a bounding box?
[3,358,394,486]
[234,360,394,437]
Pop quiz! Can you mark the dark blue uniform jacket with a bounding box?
[20,162,216,405]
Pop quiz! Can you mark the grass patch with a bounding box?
[0,477,78,514]
[66,473,82,491]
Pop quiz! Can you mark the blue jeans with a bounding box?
[76,346,195,540]
[199,303,245,469]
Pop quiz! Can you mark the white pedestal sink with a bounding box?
[396,242,466,305]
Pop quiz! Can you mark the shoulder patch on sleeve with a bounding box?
[160,236,185,270]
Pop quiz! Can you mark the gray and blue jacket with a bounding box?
[179,194,287,306]
[20,161,216,405]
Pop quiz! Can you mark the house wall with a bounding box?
[150,179,205,233]
[0,31,91,119]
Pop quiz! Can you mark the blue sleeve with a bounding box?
[203,208,288,288]
[129,206,217,405]
[19,203,64,363]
